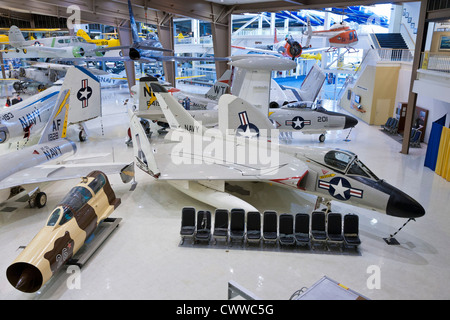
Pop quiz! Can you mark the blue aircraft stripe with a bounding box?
[290,88,302,101]
[74,65,99,83]
[18,90,59,110]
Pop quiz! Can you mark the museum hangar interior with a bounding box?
[0,0,449,300]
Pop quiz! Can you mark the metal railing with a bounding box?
[376,48,414,62]
[420,51,450,73]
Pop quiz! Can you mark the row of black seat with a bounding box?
[382,117,399,134]
[179,207,361,249]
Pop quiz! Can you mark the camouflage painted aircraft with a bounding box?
[7,170,121,293]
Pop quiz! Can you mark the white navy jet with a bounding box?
[127,77,424,219]
[0,65,103,147]
[0,66,133,208]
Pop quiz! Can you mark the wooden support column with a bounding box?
[401,0,428,154]
[211,8,233,80]
[157,13,176,87]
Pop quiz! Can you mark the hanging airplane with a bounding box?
[6,61,127,90]
[2,26,101,59]
[229,57,358,142]
[6,170,122,293]
[76,29,120,48]
[0,66,133,210]
[231,21,326,60]
[69,0,229,65]
[128,79,425,219]
[0,65,102,147]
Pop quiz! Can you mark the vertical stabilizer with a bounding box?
[218,94,275,138]
[67,66,101,124]
[127,0,141,44]
[230,56,296,115]
[8,26,26,48]
[205,69,232,101]
[38,88,70,144]
[138,76,163,113]
[148,81,205,134]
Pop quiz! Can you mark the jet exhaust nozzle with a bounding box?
[129,48,141,60]
[7,262,43,293]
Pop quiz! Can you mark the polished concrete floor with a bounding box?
[0,85,449,300]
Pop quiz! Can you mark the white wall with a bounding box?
[416,95,450,142]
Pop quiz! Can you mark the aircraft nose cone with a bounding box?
[385,183,425,218]
[344,115,358,129]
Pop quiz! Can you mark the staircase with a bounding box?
[373,33,409,49]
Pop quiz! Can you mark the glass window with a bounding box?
[65,39,71,44]
[59,207,74,225]
[324,150,353,172]
[88,173,106,194]
[60,186,92,212]
[47,208,61,226]
[347,161,369,177]
[58,39,64,44]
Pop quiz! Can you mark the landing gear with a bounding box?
[78,123,88,142]
[28,189,47,208]
[319,134,326,143]
[79,129,87,142]
[314,196,331,212]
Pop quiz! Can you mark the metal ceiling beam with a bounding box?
[232,0,418,13]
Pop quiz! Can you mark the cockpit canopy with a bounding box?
[46,185,94,227]
[324,149,379,180]
[46,206,73,227]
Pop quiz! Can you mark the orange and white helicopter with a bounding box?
[308,19,359,52]
[231,19,326,60]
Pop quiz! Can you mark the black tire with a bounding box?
[35,192,47,208]
[79,130,87,142]
[319,134,326,143]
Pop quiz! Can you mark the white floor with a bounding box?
[0,85,449,300]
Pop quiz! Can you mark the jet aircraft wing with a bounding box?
[0,162,133,190]
[150,136,308,182]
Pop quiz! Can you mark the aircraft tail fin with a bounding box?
[138,76,163,113]
[146,80,206,134]
[66,66,101,124]
[218,94,275,138]
[127,0,141,44]
[38,88,71,144]
[8,26,26,48]
[230,56,296,115]
[298,63,326,102]
[204,69,232,100]
[77,29,92,41]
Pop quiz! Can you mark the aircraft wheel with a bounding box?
[35,192,47,208]
[319,134,326,143]
[79,130,87,142]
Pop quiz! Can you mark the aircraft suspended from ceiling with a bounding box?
[1,26,101,59]
[55,0,229,65]
[232,17,328,61]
